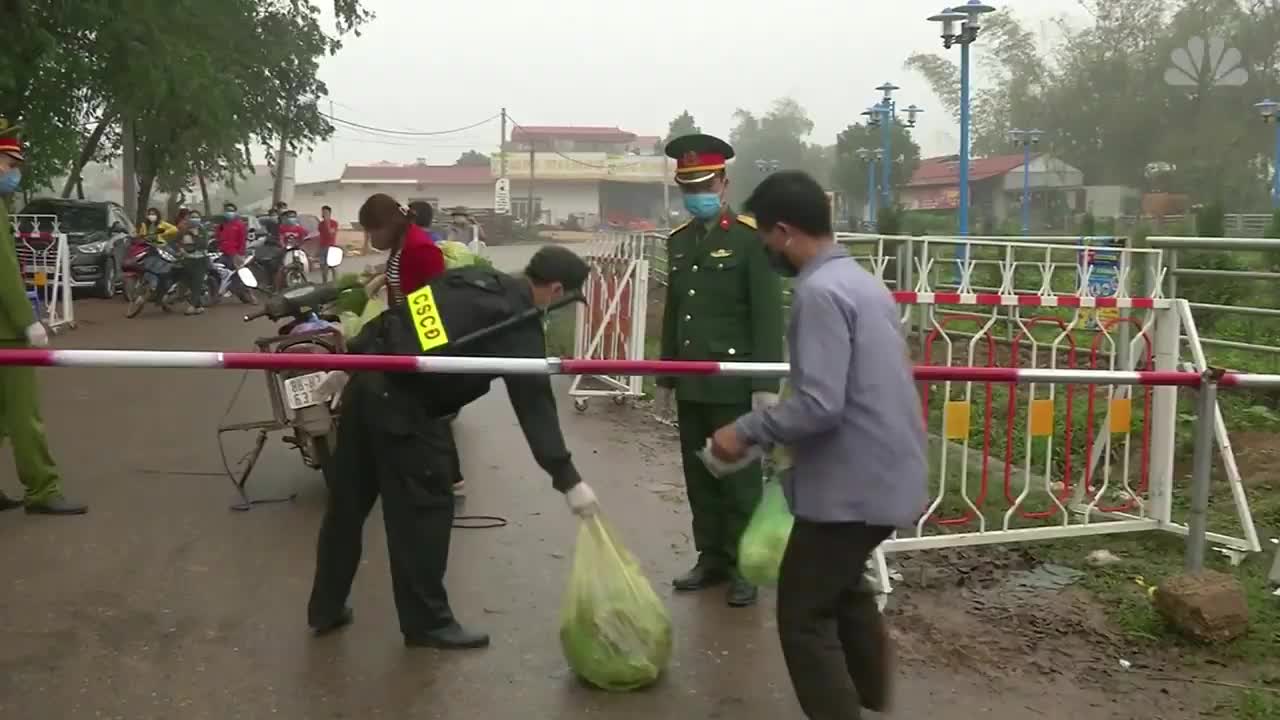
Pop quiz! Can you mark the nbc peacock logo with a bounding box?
[1165,36,1249,89]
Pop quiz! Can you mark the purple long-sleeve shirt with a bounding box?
[735,245,927,528]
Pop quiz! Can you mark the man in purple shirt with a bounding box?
[710,171,927,719]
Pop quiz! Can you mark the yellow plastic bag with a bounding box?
[738,479,794,586]
[560,515,673,692]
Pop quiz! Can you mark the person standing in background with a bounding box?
[0,119,87,515]
[216,202,248,269]
[655,133,784,608]
[407,201,441,244]
[710,171,927,719]
[317,205,339,282]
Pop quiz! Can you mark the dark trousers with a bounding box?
[777,520,895,719]
[181,259,208,308]
[676,400,762,569]
[308,381,457,638]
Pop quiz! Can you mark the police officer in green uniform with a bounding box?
[656,133,783,607]
[0,120,86,515]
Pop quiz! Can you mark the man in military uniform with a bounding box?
[657,133,784,607]
[0,120,86,515]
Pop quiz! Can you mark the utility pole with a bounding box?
[499,108,508,179]
[121,117,137,222]
[526,143,536,230]
[271,132,288,208]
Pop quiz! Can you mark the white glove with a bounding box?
[565,482,600,517]
[316,371,350,402]
[654,387,675,414]
[698,438,766,479]
[24,322,49,348]
[752,391,779,411]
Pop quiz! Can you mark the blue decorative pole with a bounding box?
[1254,100,1280,207]
[1009,129,1043,236]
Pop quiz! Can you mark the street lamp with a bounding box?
[1008,128,1043,236]
[929,0,995,238]
[1256,99,1280,208]
[754,159,781,173]
[855,147,884,226]
[869,83,923,210]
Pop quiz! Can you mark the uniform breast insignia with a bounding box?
[710,249,733,259]
[407,285,450,351]
[736,214,758,230]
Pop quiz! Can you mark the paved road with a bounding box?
[0,243,1057,719]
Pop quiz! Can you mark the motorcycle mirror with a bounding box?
[236,267,259,289]
[325,246,345,268]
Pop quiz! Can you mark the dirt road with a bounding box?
[0,245,1213,719]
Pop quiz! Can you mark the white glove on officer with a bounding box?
[25,322,49,348]
[565,481,600,517]
[752,391,779,411]
[316,370,350,403]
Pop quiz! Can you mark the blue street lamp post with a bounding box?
[929,1,995,239]
[856,148,884,226]
[1008,128,1043,236]
[1256,99,1280,208]
[867,86,923,212]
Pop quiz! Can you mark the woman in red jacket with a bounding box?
[359,194,445,306]
[355,194,465,494]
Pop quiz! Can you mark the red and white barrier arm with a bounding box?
[1,349,1278,388]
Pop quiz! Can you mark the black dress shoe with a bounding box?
[0,493,22,512]
[24,495,88,515]
[405,622,490,650]
[673,560,729,592]
[727,573,758,607]
[311,607,354,636]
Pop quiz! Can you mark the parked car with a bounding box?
[16,198,132,298]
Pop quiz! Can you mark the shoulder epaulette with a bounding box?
[669,219,693,235]
[736,214,757,229]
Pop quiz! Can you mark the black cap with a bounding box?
[525,245,589,292]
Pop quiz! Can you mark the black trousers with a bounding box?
[777,520,894,719]
[308,379,458,638]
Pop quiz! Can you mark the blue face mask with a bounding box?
[0,168,21,195]
[283,217,298,226]
[188,217,203,227]
[683,192,722,221]
[224,211,236,220]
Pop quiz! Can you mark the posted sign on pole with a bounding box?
[494,177,511,215]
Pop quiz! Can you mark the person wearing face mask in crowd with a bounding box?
[655,133,784,608]
[176,210,210,315]
[0,119,87,515]
[709,171,927,719]
[137,207,177,245]
[215,202,248,272]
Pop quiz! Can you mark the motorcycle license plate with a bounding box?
[283,371,328,410]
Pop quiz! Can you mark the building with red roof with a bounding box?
[900,153,1083,230]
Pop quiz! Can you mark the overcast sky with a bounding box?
[296,0,1083,183]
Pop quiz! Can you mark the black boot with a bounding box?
[25,495,88,515]
[311,607,354,636]
[405,622,490,650]
[726,571,758,607]
[673,558,729,592]
[0,493,22,512]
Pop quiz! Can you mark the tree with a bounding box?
[456,150,491,166]
[726,98,829,206]
[663,110,701,145]
[832,122,921,219]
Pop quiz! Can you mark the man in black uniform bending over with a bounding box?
[307,245,599,650]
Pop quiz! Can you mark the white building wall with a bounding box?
[507,180,599,224]
[292,182,496,227]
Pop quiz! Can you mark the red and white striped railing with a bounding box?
[0,349,1273,388]
[891,291,1167,309]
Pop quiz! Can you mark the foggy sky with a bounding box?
[298,0,1080,183]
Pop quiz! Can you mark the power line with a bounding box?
[322,111,500,137]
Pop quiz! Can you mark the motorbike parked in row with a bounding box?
[217,245,347,510]
[205,238,255,306]
[123,236,183,317]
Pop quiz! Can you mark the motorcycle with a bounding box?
[124,239,184,318]
[242,237,286,293]
[281,236,313,289]
[218,245,347,510]
[205,239,255,306]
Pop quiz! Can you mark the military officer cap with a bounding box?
[664,133,734,185]
[0,118,23,162]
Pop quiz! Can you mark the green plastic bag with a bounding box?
[339,297,386,339]
[439,240,478,268]
[738,479,794,587]
[560,515,673,692]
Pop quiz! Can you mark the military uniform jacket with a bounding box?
[348,266,582,492]
[658,211,784,404]
[0,200,36,342]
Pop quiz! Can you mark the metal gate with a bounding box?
[9,214,75,332]
[568,232,651,411]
